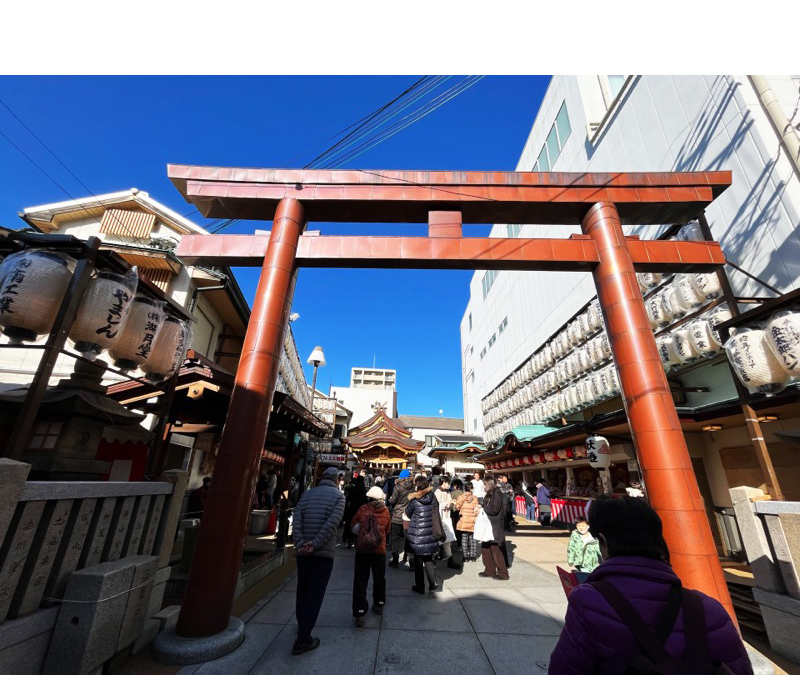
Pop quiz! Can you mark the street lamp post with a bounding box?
[305,346,326,491]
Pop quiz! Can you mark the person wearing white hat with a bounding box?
[350,485,392,626]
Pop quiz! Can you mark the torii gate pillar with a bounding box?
[175,198,305,638]
[582,203,731,611]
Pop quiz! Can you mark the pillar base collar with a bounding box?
[152,617,245,665]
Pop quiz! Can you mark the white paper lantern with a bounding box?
[690,273,722,301]
[143,317,191,382]
[687,318,722,357]
[588,300,603,331]
[672,329,700,364]
[579,311,591,336]
[0,250,73,343]
[725,328,792,394]
[109,296,166,370]
[674,274,705,312]
[677,221,704,242]
[662,285,687,320]
[577,346,591,373]
[656,335,682,370]
[637,272,663,290]
[586,435,612,468]
[765,311,800,376]
[708,305,733,345]
[647,292,672,328]
[69,269,139,360]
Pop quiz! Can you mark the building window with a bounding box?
[473,418,478,431]
[498,317,508,333]
[533,102,572,172]
[480,348,486,360]
[488,333,497,348]
[482,269,498,299]
[600,75,628,107]
[425,435,437,448]
[507,224,521,238]
[28,420,62,450]
[468,312,472,331]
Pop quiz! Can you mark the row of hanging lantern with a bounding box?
[724,308,800,396]
[484,445,589,470]
[0,248,191,383]
[482,299,611,443]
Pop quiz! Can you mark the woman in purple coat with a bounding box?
[549,496,752,674]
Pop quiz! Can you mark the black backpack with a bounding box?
[589,580,735,675]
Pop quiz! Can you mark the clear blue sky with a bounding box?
[0,75,549,417]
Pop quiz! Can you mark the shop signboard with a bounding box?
[318,453,346,464]
[586,435,611,468]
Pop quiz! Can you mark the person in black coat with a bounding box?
[343,476,367,548]
[478,479,509,580]
[405,477,441,594]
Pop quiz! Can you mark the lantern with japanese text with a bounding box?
[586,435,611,468]
[0,250,74,343]
[544,451,555,462]
[765,311,800,377]
[688,318,722,357]
[109,296,166,370]
[725,327,792,395]
[69,267,139,360]
[142,317,192,382]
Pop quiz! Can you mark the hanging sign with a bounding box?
[586,435,611,468]
[318,453,347,464]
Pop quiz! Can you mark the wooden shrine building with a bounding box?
[341,406,424,469]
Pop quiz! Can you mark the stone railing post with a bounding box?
[730,486,786,593]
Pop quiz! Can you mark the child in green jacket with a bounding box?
[567,516,602,582]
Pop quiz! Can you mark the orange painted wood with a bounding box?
[168,165,731,225]
[176,234,725,272]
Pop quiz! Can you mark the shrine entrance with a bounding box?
[165,166,734,644]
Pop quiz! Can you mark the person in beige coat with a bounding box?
[454,481,480,562]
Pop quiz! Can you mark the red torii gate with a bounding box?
[167,166,734,645]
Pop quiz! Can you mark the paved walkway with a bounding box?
[177,522,569,675]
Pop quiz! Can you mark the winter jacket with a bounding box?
[292,478,345,558]
[481,489,506,543]
[498,481,514,505]
[548,557,752,675]
[388,477,415,524]
[351,501,392,554]
[566,530,602,573]
[454,492,480,532]
[536,484,551,506]
[404,487,440,556]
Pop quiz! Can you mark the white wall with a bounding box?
[333,385,397,427]
[462,75,800,438]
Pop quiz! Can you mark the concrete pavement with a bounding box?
[176,521,569,675]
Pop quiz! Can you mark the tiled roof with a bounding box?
[399,416,464,432]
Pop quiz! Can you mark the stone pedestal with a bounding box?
[43,555,157,675]
[752,588,800,664]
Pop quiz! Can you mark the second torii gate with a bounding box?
[165,166,734,652]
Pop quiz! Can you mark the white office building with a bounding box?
[461,75,800,508]
[332,367,398,427]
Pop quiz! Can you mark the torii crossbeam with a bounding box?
[167,166,734,644]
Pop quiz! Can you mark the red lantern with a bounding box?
[565,447,574,459]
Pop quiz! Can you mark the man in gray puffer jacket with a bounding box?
[387,470,414,568]
[291,467,345,655]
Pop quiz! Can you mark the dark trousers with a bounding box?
[390,523,406,557]
[295,555,334,644]
[413,554,436,590]
[352,552,386,616]
[481,542,509,579]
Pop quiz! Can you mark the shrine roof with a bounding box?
[342,409,425,454]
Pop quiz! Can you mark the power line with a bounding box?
[0,99,151,244]
[311,76,450,169]
[304,75,441,169]
[329,76,486,169]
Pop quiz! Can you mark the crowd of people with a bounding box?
[288,466,753,674]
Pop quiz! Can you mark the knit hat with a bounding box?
[322,467,339,480]
[399,469,411,478]
[366,486,385,501]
